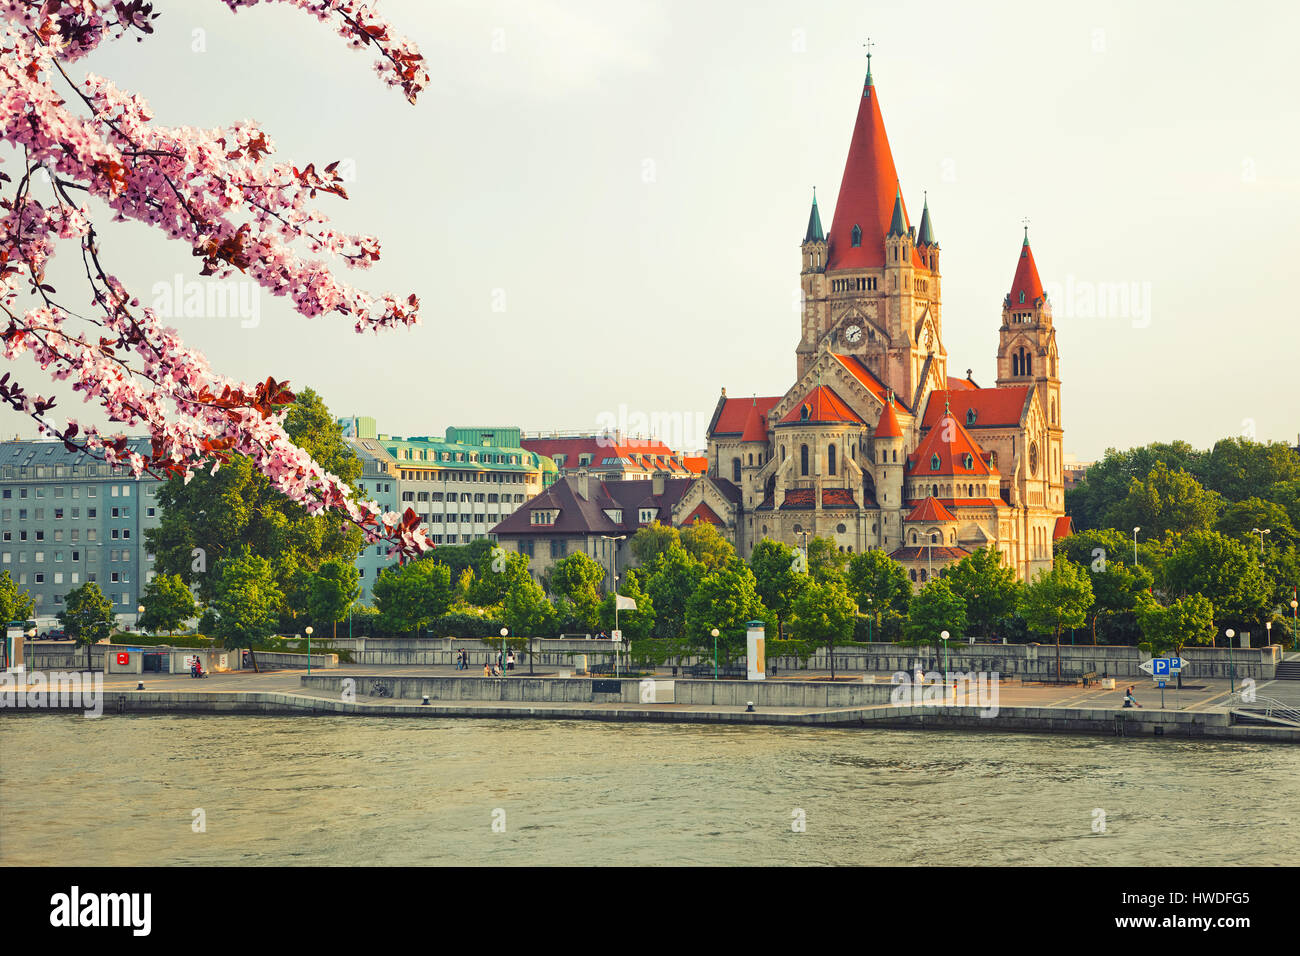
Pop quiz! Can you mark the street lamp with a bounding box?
[500,626,508,676]
[940,630,950,681]
[1132,527,1140,567]
[1291,599,1298,651]
[1250,528,1270,554]
[866,597,874,643]
[711,628,720,680]
[1225,628,1235,694]
[1265,621,1272,648]
[304,626,313,676]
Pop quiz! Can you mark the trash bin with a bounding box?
[1102,678,1115,689]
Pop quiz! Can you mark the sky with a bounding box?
[3,0,1298,462]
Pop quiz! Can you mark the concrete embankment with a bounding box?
[4,684,1296,744]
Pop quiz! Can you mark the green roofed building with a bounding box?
[341,419,556,604]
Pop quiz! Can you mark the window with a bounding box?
[801,444,809,477]
[732,457,741,483]
[966,408,977,426]
[828,444,837,476]
[930,454,940,471]
[851,224,862,247]
[963,454,974,469]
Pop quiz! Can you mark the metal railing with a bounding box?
[1228,692,1300,726]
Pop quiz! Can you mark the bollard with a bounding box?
[745,701,755,713]
[136,681,144,690]
[422,695,430,706]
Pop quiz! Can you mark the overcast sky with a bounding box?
[3,0,1297,461]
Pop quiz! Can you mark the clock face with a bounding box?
[844,324,863,344]
[1029,442,1040,477]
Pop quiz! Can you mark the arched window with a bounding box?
[800,444,809,476]
[851,224,862,247]
[881,450,887,464]
[930,454,940,471]
[931,532,939,544]
[1025,352,1032,375]
[967,408,977,426]
[909,569,917,582]
[931,484,939,497]
[828,444,837,476]
[919,569,928,583]
[892,450,897,463]
[732,457,741,483]
[1012,353,1020,376]
[781,445,786,461]
[1019,291,1025,304]
[963,453,974,470]
[748,454,753,466]
[910,532,917,544]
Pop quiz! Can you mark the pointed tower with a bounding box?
[916,192,939,274]
[871,391,907,549]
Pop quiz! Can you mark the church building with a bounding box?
[703,59,1070,584]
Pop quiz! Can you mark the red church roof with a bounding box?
[831,354,909,411]
[681,502,723,526]
[875,397,903,438]
[778,385,865,426]
[908,411,993,477]
[825,73,924,271]
[905,496,956,523]
[711,395,782,438]
[1009,235,1045,306]
[1053,515,1074,540]
[922,387,1031,430]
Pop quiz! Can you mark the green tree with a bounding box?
[679,521,737,571]
[1198,437,1300,502]
[749,538,808,639]
[789,578,857,679]
[0,570,35,625]
[210,551,284,646]
[1104,462,1222,540]
[138,573,198,638]
[901,578,967,665]
[806,536,848,584]
[1066,441,1205,530]
[373,560,454,636]
[845,549,911,638]
[1215,497,1298,553]
[1086,559,1154,645]
[59,581,116,666]
[1019,557,1094,680]
[945,547,1022,639]
[1162,530,1270,634]
[502,574,558,670]
[642,544,705,641]
[145,387,364,615]
[548,552,606,633]
[1136,592,1215,660]
[308,560,361,638]
[1053,527,1129,570]
[684,564,770,664]
[628,522,680,567]
[465,545,531,610]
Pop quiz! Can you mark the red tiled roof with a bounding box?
[683,456,708,474]
[922,387,1030,430]
[780,488,816,510]
[831,354,905,409]
[825,77,925,271]
[740,400,770,442]
[822,488,859,509]
[908,412,993,477]
[1009,239,1045,306]
[1053,515,1074,540]
[778,385,866,426]
[946,376,978,391]
[875,397,903,438]
[711,396,782,438]
[902,497,1007,510]
[905,496,956,523]
[681,502,723,526]
[522,436,690,473]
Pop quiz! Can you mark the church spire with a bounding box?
[888,186,907,237]
[804,188,825,243]
[1009,227,1045,306]
[826,57,909,270]
[917,192,935,246]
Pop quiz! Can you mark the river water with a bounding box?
[1,715,1296,866]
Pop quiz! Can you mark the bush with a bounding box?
[429,611,506,640]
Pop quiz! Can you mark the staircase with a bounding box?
[1274,658,1300,680]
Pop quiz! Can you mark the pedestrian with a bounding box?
[482,661,491,677]
[507,650,515,671]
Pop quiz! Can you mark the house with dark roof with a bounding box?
[490,471,741,586]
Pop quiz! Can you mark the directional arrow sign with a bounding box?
[1138,659,1156,675]
[1169,657,1188,673]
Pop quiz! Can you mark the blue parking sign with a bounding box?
[1152,658,1171,676]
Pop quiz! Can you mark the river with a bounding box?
[1,715,1296,865]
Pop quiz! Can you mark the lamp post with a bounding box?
[866,597,873,643]
[711,628,720,680]
[1226,628,1235,694]
[1132,527,1140,567]
[1250,527,1270,555]
[940,629,950,681]
[136,604,145,635]
[305,626,313,675]
[499,626,508,676]
[1265,621,1272,648]
[1291,599,1298,651]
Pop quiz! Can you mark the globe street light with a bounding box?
[1225,628,1235,694]
[1132,527,1140,567]
[305,625,313,676]
[500,626,508,676]
[1291,599,1298,651]
[711,628,720,680]
[940,630,950,682]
